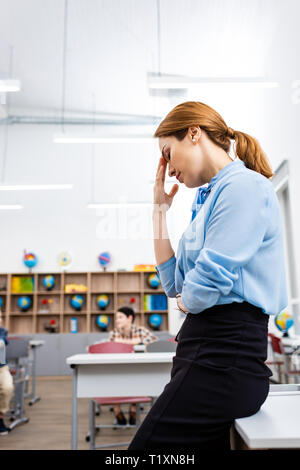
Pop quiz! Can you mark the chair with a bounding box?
[266,333,285,383]
[86,341,153,450]
[267,333,300,384]
[0,338,5,365]
[5,336,30,430]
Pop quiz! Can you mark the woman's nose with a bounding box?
[168,165,176,178]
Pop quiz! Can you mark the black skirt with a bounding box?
[127,301,272,450]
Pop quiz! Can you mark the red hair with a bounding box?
[154,101,274,179]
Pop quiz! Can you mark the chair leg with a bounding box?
[95,402,101,416]
[8,379,29,431]
[135,403,141,430]
[89,400,95,450]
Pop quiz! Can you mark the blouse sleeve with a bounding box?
[180,175,270,314]
[155,255,177,297]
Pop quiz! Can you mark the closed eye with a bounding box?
[162,146,170,163]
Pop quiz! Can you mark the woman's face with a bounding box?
[158,126,210,188]
[115,311,132,329]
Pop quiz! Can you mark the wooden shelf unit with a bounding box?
[0,271,169,334]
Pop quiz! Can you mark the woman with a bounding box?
[128,101,288,450]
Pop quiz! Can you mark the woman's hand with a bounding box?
[153,156,179,211]
[176,294,189,313]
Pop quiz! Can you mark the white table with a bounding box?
[281,334,300,349]
[233,384,300,449]
[66,352,175,450]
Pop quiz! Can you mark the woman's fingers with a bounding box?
[156,159,166,184]
[155,156,164,178]
[168,183,179,199]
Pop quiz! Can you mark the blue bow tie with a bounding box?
[191,186,211,222]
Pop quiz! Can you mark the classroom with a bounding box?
[0,0,299,454]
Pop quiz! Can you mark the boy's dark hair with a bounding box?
[117,306,135,323]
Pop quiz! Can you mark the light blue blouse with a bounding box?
[155,159,288,315]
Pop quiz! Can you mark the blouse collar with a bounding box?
[190,159,246,217]
[206,159,245,190]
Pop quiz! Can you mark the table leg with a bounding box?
[29,346,40,405]
[71,365,78,450]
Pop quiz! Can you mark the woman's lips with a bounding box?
[176,172,181,181]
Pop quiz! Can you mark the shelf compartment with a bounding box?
[116,272,140,291]
[116,292,140,312]
[37,273,61,292]
[144,311,169,332]
[64,293,87,313]
[10,315,34,334]
[11,275,35,294]
[0,274,7,292]
[10,294,34,315]
[37,294,61,314]
[64,273,88,293]
[91,292,114,313]
[143,271,162,291]
[91,272,114,292]
[36,314,60,334]
[63,315,87,333]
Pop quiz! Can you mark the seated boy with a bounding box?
[0,313,14,435]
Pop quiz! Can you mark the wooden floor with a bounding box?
[0,376,149,450]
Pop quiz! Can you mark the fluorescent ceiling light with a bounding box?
[148,74,279,89]
[87,202,153,209]
[0,184,73,191]
[0,204,23,210]
[0,80,21,92]
[53,135,154,144]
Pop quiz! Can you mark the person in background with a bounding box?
[0,312,14,435]
[108,306,158,426]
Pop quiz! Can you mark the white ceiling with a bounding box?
[0,0,287,121]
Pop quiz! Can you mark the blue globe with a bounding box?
[96,314,110,330]
[18,296,32,312]
[43,275,55,290]
[275,310,294,333]
[70,295,85,311]
[148,313,162,330]
[98,251,111,268]
[97,294,110,310]
[147,273,161,289]
[23,252,38,268]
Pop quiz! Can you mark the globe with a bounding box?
[275,310,294,334]
[97,294,110,310]
[18,296,32,312]
[98,252,111,269]
[70,294,85,311]
[96,314,110,330]
[43,275,55,290]
[147,273,161,289]
[23,252,38,269]
[148,313,162,330]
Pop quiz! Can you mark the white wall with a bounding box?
[0,123,195,273]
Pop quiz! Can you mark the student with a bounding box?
[109,306,158,426]
[128,100,288,450]
[0,313,14,435]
